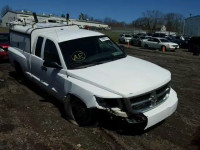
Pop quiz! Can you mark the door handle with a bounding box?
[41,66,47,71]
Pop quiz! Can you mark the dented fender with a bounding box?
[68,76,122,108]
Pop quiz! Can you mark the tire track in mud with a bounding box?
[98,128,132,150]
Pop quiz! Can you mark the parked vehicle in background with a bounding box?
[119,34,133,44]
[8,15,178,130]
[183,36,191,42]
[166,36,188,49]
[174,36,188,48]
[136,33,147,37]
[131,35,150,47]
[142,37,179,51]
[188,37,200,56]
[152,33,167,38]
[0,33,10,60]
[147,33,153,37]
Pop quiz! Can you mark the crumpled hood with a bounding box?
[68,56,171,97]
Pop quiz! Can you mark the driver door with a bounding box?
[153,38,160,49]
[41,39,68,99]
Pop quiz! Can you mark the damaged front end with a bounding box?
[95,82,171,130]
[95,97,148,130]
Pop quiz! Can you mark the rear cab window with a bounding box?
[35,37,44,57]
[10,31,30,53]
[43,39,61,65]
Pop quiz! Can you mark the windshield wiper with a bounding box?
[69,55,126,69]
[69,60,103,69]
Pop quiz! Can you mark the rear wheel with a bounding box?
[138,41,141,47]
[14,62,24,77]
[144,44,149,49]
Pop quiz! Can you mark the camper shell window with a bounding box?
[10,31,31,53]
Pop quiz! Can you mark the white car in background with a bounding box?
[119,34,133,44]
[142,37,179,51]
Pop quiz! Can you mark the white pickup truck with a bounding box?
[8,21,178,129]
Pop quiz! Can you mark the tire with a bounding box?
[138,41,141,47]
[14,62,24,77]
[144,44,149,49]
[188,46,192,52]
[64,96,98,127]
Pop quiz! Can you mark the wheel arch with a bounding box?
[65,88,98,109]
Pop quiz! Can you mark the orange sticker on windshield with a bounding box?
[72,51,86,61]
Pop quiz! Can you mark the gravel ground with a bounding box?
[0,47,199,150]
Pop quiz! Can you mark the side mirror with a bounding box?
[43,61,62,69]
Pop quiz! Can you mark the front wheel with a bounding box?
[64,97,98,126]
[14,62,25,79]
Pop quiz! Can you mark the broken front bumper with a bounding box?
[97,89,178,130]
[144,89,178,129]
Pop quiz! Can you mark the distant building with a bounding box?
[1,10,110,30]
[184,15,200,36]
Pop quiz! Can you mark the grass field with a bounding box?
[0,28,9,33]
[100,30,120,43]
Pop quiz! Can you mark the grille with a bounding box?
[130,83,170,112]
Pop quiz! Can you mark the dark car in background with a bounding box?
[174,36,189,48]
[166,36,188,49]
[152,33,167,38]
[0,33,10,61]
[188,37,200,56]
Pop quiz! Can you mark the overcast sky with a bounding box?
[1,0,199,23]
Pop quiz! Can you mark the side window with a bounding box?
[35,37,43,57]
[10,32,30,53]
[133,36,137,38]
[152,38,157,42]
[44,39,61,65]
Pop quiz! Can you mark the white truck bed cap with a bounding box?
[10,22,104,43]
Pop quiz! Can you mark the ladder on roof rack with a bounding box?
[8,12,72,28]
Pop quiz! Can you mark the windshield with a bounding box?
[0,34,9,44]
[160,39,169,42]
[59,36,126,69]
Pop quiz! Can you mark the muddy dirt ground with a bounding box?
[0,47,200,150]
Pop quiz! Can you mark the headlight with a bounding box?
[95,97,120,108]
